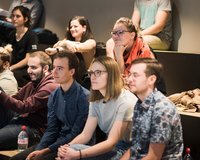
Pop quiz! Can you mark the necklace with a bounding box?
[16,28,28,41]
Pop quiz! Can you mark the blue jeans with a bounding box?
[70,140,131,160]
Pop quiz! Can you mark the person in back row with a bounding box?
[106,17,154,75]
[121,58,183,159]
[132,0,173,50]
[106,17,166,95]
[0,51,58,150]
[11,51,90,160]
[0,0,44,44]
[56,56,137,160]
[45,16,96,84]
[8,6,38,87]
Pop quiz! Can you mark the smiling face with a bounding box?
[89,61,108,96]
[111,22,135,47]
[27,57,45,83]
[69,19,86,41]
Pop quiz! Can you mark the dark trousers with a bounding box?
[10,145,57,160]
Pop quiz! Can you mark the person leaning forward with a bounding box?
[0,51,58,150]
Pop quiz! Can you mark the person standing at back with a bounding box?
[132,0,172,50]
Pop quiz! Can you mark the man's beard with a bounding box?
[31,72,45,84]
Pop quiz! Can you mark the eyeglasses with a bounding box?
[87,70,107,77]
[111,30,130,37]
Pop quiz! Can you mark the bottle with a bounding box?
[183,147,192,160]
[17,125,28,152]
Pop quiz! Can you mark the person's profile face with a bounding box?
[127,63,149,95]
[52,58,74,85]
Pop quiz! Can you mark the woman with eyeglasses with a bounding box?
[106,17,154,75]
[8,5,38,87]
[56,56,137,160]
[45,16,96,84]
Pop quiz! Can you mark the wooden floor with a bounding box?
[0,150,18,159]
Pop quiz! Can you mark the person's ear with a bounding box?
[43,65,49,73]
[3,61,10,69]
[148,75,157,86]
[130,32,136,39]
[83,25,87,32]
[70,68,75,77]
[24,17,28,23]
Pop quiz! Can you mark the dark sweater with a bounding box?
[0,73,58,130]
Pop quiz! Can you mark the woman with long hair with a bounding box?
[46,16,96,83]
[8,5,38,87]
[56,56,137,160]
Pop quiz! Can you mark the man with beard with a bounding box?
[0,51,58,150]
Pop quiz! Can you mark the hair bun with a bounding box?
[4,44,13,54]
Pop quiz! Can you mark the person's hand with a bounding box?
[53,40,63,48]
[26,150,43,160]
[45,47,57,55]
[57,144,80,160]
[113,44,127,58]
[57,40,77,53]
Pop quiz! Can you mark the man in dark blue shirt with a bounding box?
[11,51,89,160]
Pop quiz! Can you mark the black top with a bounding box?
[9,29,38,65]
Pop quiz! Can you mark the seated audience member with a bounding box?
[106,17,167,94]
[45,16,96,83]
[0,0,43,43]
[11,51,89,160]
[56,56,137,160]
[0,44,18,129]
[121,58,183,159]
[0,51,58,150]
[132,0,172,50]
[0,44,18,96]
[106,17,154,75]
[8,6,38,87]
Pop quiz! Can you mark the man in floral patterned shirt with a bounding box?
[121,58,183,160]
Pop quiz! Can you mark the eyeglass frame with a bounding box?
[87,70,107,77]
[110,30,131,37]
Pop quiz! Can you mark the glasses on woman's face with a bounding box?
[87,70,107,77]
[111,30,130,37]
